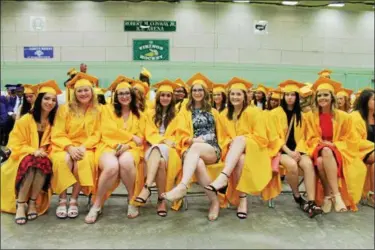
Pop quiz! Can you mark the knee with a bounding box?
[189,143,201,153]
[321,147,333,158]
[287,161,299,175]
[316,157,324,171]
[158,158,166,170]
[195,158,206,173]
[119,157,135,172]
[105,166,119,178]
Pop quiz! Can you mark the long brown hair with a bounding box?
[134,89,146,112]
[154,91,176,129]
[186,84,212,112]
[227,89,248,120]
[337,96,351,112]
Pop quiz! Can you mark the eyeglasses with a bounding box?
[117,92,131,97]
[192,89,204,93]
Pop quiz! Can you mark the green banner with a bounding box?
[124,20,176,32]
[133,39,169,61]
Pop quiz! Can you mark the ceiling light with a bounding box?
[328,2,345,7]
[282,1,298,6]
[232,0,250,3]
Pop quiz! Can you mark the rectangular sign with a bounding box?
[24,46,53,59]
[125,20,176,32]
[133,39,169,61]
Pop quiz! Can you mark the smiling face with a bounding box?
[191,84,205,103]
[213,93,223,105]
[117,88,132,106]
[174,87,186,101]
[75,86,93,105]
[316,89,333,109]
[41,93,57,113]
[229,89,245,107]
[159,91,173,107]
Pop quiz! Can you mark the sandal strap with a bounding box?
[221,172,230,179]
[87,206,101,217]
[239,195,247,198]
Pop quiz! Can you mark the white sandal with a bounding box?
[85,206,102,224]
[56,198,68,219]
[68,198,79,218]
[127,204,139,219]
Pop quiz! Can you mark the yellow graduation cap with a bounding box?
[94,87,107,96]
[337,88,353,98]
[255,84,269,94]
[153,79,179,93]
[66,72,98,89]
[279,80,305,93]
[213,83,226,94]
[141,67,152,79]
[35,80,62,95]
[300,85,313,98]
[312,77,342,94]
[270,87,282,100]
[132,80,150,95]
[186,73,214,90]
[109,75,134,92]
[174,78,185,88]
[23,84,37,94]
[67,68,78,76]
[226,77,253,92]
[355,87,373,97]
[318,69,332,78]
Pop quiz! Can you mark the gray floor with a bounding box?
[1,183,374,249]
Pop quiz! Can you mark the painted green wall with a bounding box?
[1,62,373,91]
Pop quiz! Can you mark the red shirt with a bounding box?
[319,113,333,142]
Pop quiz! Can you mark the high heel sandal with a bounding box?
[322,196,333,213]
[85,206,102,224]
[15,201,28,225]
[303,201,323,219]
[162,183,188,202]
[333,193,347,213]
[27,198,38,221]
[293,194,307,210]
[156,197,167,217]
[236,195,248,219]
[204,172,230,194]
[135,184,152,204]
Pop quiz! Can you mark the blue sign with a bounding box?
[24,46,53,59]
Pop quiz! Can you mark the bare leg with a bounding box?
[316,156,332,213]
[67,161,81,218]
[161,143,217,201]
[299,155,316,201]
[155,158,167,216]
[195,158,220,221]
[56,154,74,218]
[233,154,248,219]
[207,136,246,191]
[137,148,162,201]
[27,169,46,220]
[15,168,35,224]
[280,154,301,198]
[321,147,347,212]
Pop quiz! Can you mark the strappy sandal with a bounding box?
[322,196,333,213]
[68,198,79,218]
[303,201,323,218]
[135,184,152,204]
[161,183,188,202]
[27,198,38,221]
[127,204,140,219]
[204,172,230,194]
[293,194,307,210]
[156,197,167,217]
[333,193,347,213]
[365,191,375,208]
[15,201,28,225]
[84,206,102,224]
[237,195,248,219]
[56,198,68,219]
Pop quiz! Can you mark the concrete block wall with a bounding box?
[1,1,374,67]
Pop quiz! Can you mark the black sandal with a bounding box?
[156,197,167,217]
[27,198,38,221]
[204,172,230,194]
[305,201,323,218]
[293,194,307,209]
[135,185,152,204]
[15,201,28,225]
[236,195,248,219]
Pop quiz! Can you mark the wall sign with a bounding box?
[133,40,169,61]
[254,20,268,35]
[24,46,54,59]
[125,20,176,32]
[30,16,46,31]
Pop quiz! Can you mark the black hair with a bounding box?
[280,92,302,127]
[20,93,33,116]
[113,88,140,118]
[355,89,375,134]
[31,93,58,125]
[97,94,106,105]
[254,91,267,110]
[213,92,227,113]
[139,74,150,86]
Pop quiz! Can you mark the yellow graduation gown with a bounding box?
[93,104,146,206]
[50,104,101,196]
[1,114,52,215]
[175,98,188,113]
[144,109,182,209]
[305,110,367,211]
[220,107,271,207]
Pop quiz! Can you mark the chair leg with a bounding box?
[268,199,275,208]
[184,196,188,211]
[87,193,92,211]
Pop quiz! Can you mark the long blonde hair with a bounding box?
[186,84,212,112]
[68,87,99,116]
[313,90,337,117]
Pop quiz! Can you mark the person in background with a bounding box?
[337,88,353,113]
[246,87,254,105]
[299,84,314,113]
[16,84,37,120]
[174,78,189,113]
[318,69,332,79]
[94,88,107,106]
[254,84,268,110]
[1,81,61,225]
[267,88,282,110]
[132,80,150,112]
[80,63,87,73]
[5,84,23,145]
[62,68,78,105]
[212,83,227,113]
